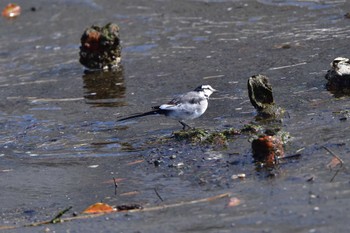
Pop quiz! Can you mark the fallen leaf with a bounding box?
[324,146,343,169]
[227,197,241,207]
[82,203,116,214]
[327,156,342,169]
[2,3,21,18]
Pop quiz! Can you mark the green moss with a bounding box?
[204,132,228,147]
[171,127,240,148]
[173,128,208,143]
[240,124,263,134]
[222,128,240,137]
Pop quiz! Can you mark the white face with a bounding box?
[331,57,350,75]
[331,57,350,68]
[195,85,217,98]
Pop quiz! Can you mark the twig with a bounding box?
[30,97,84,103]
[330,169,342,182]
[269,62,307,70]
[154,188,164,202]
[49,206,72,224]
[27,206,72,227]
[277,153,302,161]
[141,192,230,212]
[113,177,118,195]
[0,193,231,230]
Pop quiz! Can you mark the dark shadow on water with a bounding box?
[82,66,127,107]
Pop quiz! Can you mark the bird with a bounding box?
[117,85,217,130]
[330,57,350,76]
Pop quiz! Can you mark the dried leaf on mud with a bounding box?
[2,3,21,18]
[227,197,241,207]
[323,146,344,169]
[327,156,343,169]
[82,203,116,214]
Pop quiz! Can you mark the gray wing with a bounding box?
[167,91,203,105]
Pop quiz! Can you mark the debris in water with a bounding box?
[79,23,122,70]
[49,206,72,224]
[2,3,21,18]
[82,203,115,214]
[251,135,284,167]
[116,204,143,211]
[231,173,246,180]
[247,74,284,120]
[227,197,241,207]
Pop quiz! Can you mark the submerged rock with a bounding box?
[79,23,121,70]
[247,74,284,120]
[325,57,350,96]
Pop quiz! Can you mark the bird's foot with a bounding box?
[179,121,192,130]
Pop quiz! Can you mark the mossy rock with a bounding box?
[172,127,239,147]
[173,128,208,143]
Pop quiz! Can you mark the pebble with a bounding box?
[231,173,246,180]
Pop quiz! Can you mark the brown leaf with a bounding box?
[227,197,241,207]
[2,3,21,18]
[323,146,344,169]
[82,202,116,214]
[327,156,342,169]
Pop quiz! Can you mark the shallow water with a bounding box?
[1,0,350,232]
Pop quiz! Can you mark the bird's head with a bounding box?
[194,85,217,98]
[331,57,350,68]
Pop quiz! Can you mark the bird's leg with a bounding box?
[179,121,192,130]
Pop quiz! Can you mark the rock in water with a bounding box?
[247,74,283,119]
[79,23,121,70]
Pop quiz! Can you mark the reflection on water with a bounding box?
[82,66,126,107]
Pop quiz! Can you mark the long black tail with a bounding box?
[117,109,162,122]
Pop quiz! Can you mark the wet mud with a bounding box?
[1,0,350,232]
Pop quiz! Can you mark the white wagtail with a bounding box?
[117,85,217,129]
[330,57,350,76]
